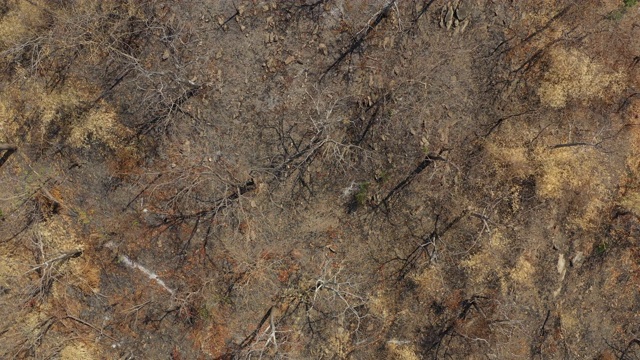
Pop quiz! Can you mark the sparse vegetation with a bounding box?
[607,0,638,20]
[596,241,609,255]
[1,0,640,358]
[354,182,370,207]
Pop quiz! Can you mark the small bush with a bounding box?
[595,242,608,255]
[607,0,637,20]
[354,182,370,206]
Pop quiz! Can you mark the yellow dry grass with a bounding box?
[0,311,45,354]
[486,137,614,231]
[68,101,131,149]
[460,231,507,291]
[510,254,535,287]
[0,75,130,149]
[0,0,135,151]
[484,138,614,231]
[326,326,352,358]
[484,141,532,179]
[33,217,82,253]
[0,98,15,137]
[538,47,624,108]
[534,146,611,229]
[413,265,446,298]
[619,189,640,215]
[0,76,83,141]
[0,214,101,357]
[0,1,46,50]
[368,290,392,320]
[0,248,28,286]
[559,308,579,334]
[519,0,569,38]
[60,342,99,360]
[387,342,420,360]
[619,100,640,207]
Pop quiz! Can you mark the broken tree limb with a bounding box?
[413,0,437,23]
[377,153,446,209]
[484,110,534,137]
[0,143,17,151]
[123,173,163,211]
[549,142,601,149]
[238,306,274,350]
[104,241,175,295]
[0,143,17,168]
[321,1,395,81]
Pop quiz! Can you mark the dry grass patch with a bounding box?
[387,341,420,360]
[460,231,508,291]
[538,47,624,108]
[0,75,130,150]
[534,146,612,229]
[0,1,47,50]
[484,141,533,179]
[59,342,99,360]
[68,101,131,149]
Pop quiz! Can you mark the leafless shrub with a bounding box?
[23,231,82,303]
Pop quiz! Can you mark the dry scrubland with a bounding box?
[0,0,640,358]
